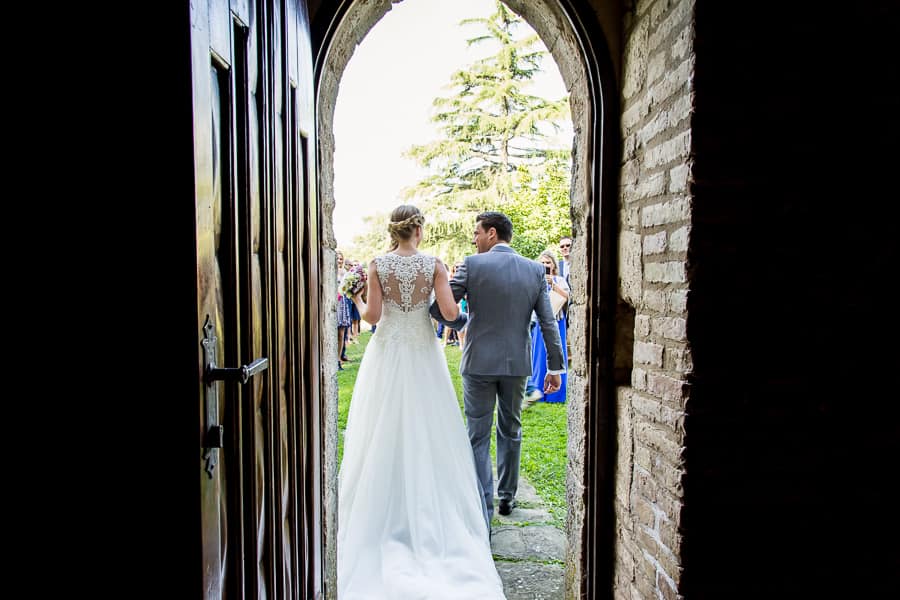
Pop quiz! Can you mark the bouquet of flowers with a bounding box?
[340,263,367,297]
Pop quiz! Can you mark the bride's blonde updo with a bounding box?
[387,204,425,250]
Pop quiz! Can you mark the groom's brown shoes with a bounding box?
[498,498,515,516]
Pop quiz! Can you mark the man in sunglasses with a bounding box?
[557,237,572,327]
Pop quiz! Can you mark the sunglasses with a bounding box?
[559,243,571,248]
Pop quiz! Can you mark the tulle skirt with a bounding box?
[337,312,506,599]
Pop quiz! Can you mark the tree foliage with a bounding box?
[506,154,572,259]
[401,1,571,263]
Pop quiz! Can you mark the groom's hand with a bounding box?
[543,373,561,394]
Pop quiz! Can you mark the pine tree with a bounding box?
[402,1,571,262]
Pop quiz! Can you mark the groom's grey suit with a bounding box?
[430,244,565,528]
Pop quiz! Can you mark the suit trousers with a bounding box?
[462,374,528,529]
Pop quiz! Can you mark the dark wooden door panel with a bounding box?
[193,1,321,597]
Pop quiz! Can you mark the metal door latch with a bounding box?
[200,316,269,477]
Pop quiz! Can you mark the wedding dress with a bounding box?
[337,252,506,600]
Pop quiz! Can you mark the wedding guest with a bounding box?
[336,251,351,370]
[557,236,572,327]
[524,250,569,407]
[347,260,362,344]
[444,261,464,347]
[458,293,468,349]
[557,236,572,282]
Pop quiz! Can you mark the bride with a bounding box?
[338,204,506,599]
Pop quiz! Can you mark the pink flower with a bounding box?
[340,264,368,297]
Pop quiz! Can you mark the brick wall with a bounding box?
[615,1,695,598]
[615,0,900,597]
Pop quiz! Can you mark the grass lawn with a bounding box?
[337,329,568,527]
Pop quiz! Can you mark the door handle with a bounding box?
[200,316,269,477]
[206,357,269,384]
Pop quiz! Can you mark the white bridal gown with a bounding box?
[337,252,506,600]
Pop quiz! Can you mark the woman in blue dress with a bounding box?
[527,250,569,403]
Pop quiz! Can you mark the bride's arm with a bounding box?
[351,261,382,324]
[433,260,460,321]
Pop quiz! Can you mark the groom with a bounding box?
[430,211,565,532]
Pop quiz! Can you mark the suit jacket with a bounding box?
[430,245,565,377]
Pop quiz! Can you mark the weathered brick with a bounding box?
[621,231,643,306]
[635,314,652,337]
[642,289,667,312]
[655,549,682,592]
[634,443,653,471]
[658,517,682,555]
[642,197,691,226]
[635,541,658,579]
[643,231,667,254]
[668,346,692,374]
[645,261,686,283]
[622,18,649,100]
[622,95,650,133]
[631,171,668,200]
[632,367,648,390]
[617,458,634,505]
[671,24,691,60]
[634,575,657,600]
[668,94,692,130]
[653,458,684,495]
[633,465,659,501]
[645,131,691,168]
[647,49,667,87]
[622,205,641,229]
[615,571,633,596]
[620,533,645,565]
[669,163,690,193]
[648,0,668,31]
[647,371,687,403]
[649,57,694,107]
[634,340,665,366]
[616,535,637,575]
[668,289,688,313]
[654,487,684,521]
[669,225,689,252]
[632,393,663,420]
[634,496,657,529]
[636,422,683,461]
[649,0,691,47]
[659,403,686,433]
[652,316,687,340]
[640,106,673,147]
[658,569,681,600]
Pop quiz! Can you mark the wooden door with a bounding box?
[191,0,322,597]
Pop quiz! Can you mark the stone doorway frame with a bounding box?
[314,1,620,596]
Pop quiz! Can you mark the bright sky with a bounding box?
[332,0,570,247]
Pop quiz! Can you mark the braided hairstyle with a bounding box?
[387,204,425,251]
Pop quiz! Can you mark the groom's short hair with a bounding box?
[476,211,513,242]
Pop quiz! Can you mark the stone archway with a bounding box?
[315,1,619,596]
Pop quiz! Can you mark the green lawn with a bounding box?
[337,329,568,525]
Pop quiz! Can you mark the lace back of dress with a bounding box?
[375,254,435,312]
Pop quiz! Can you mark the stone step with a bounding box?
[495,561,565,600]
[491,524,566,562]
